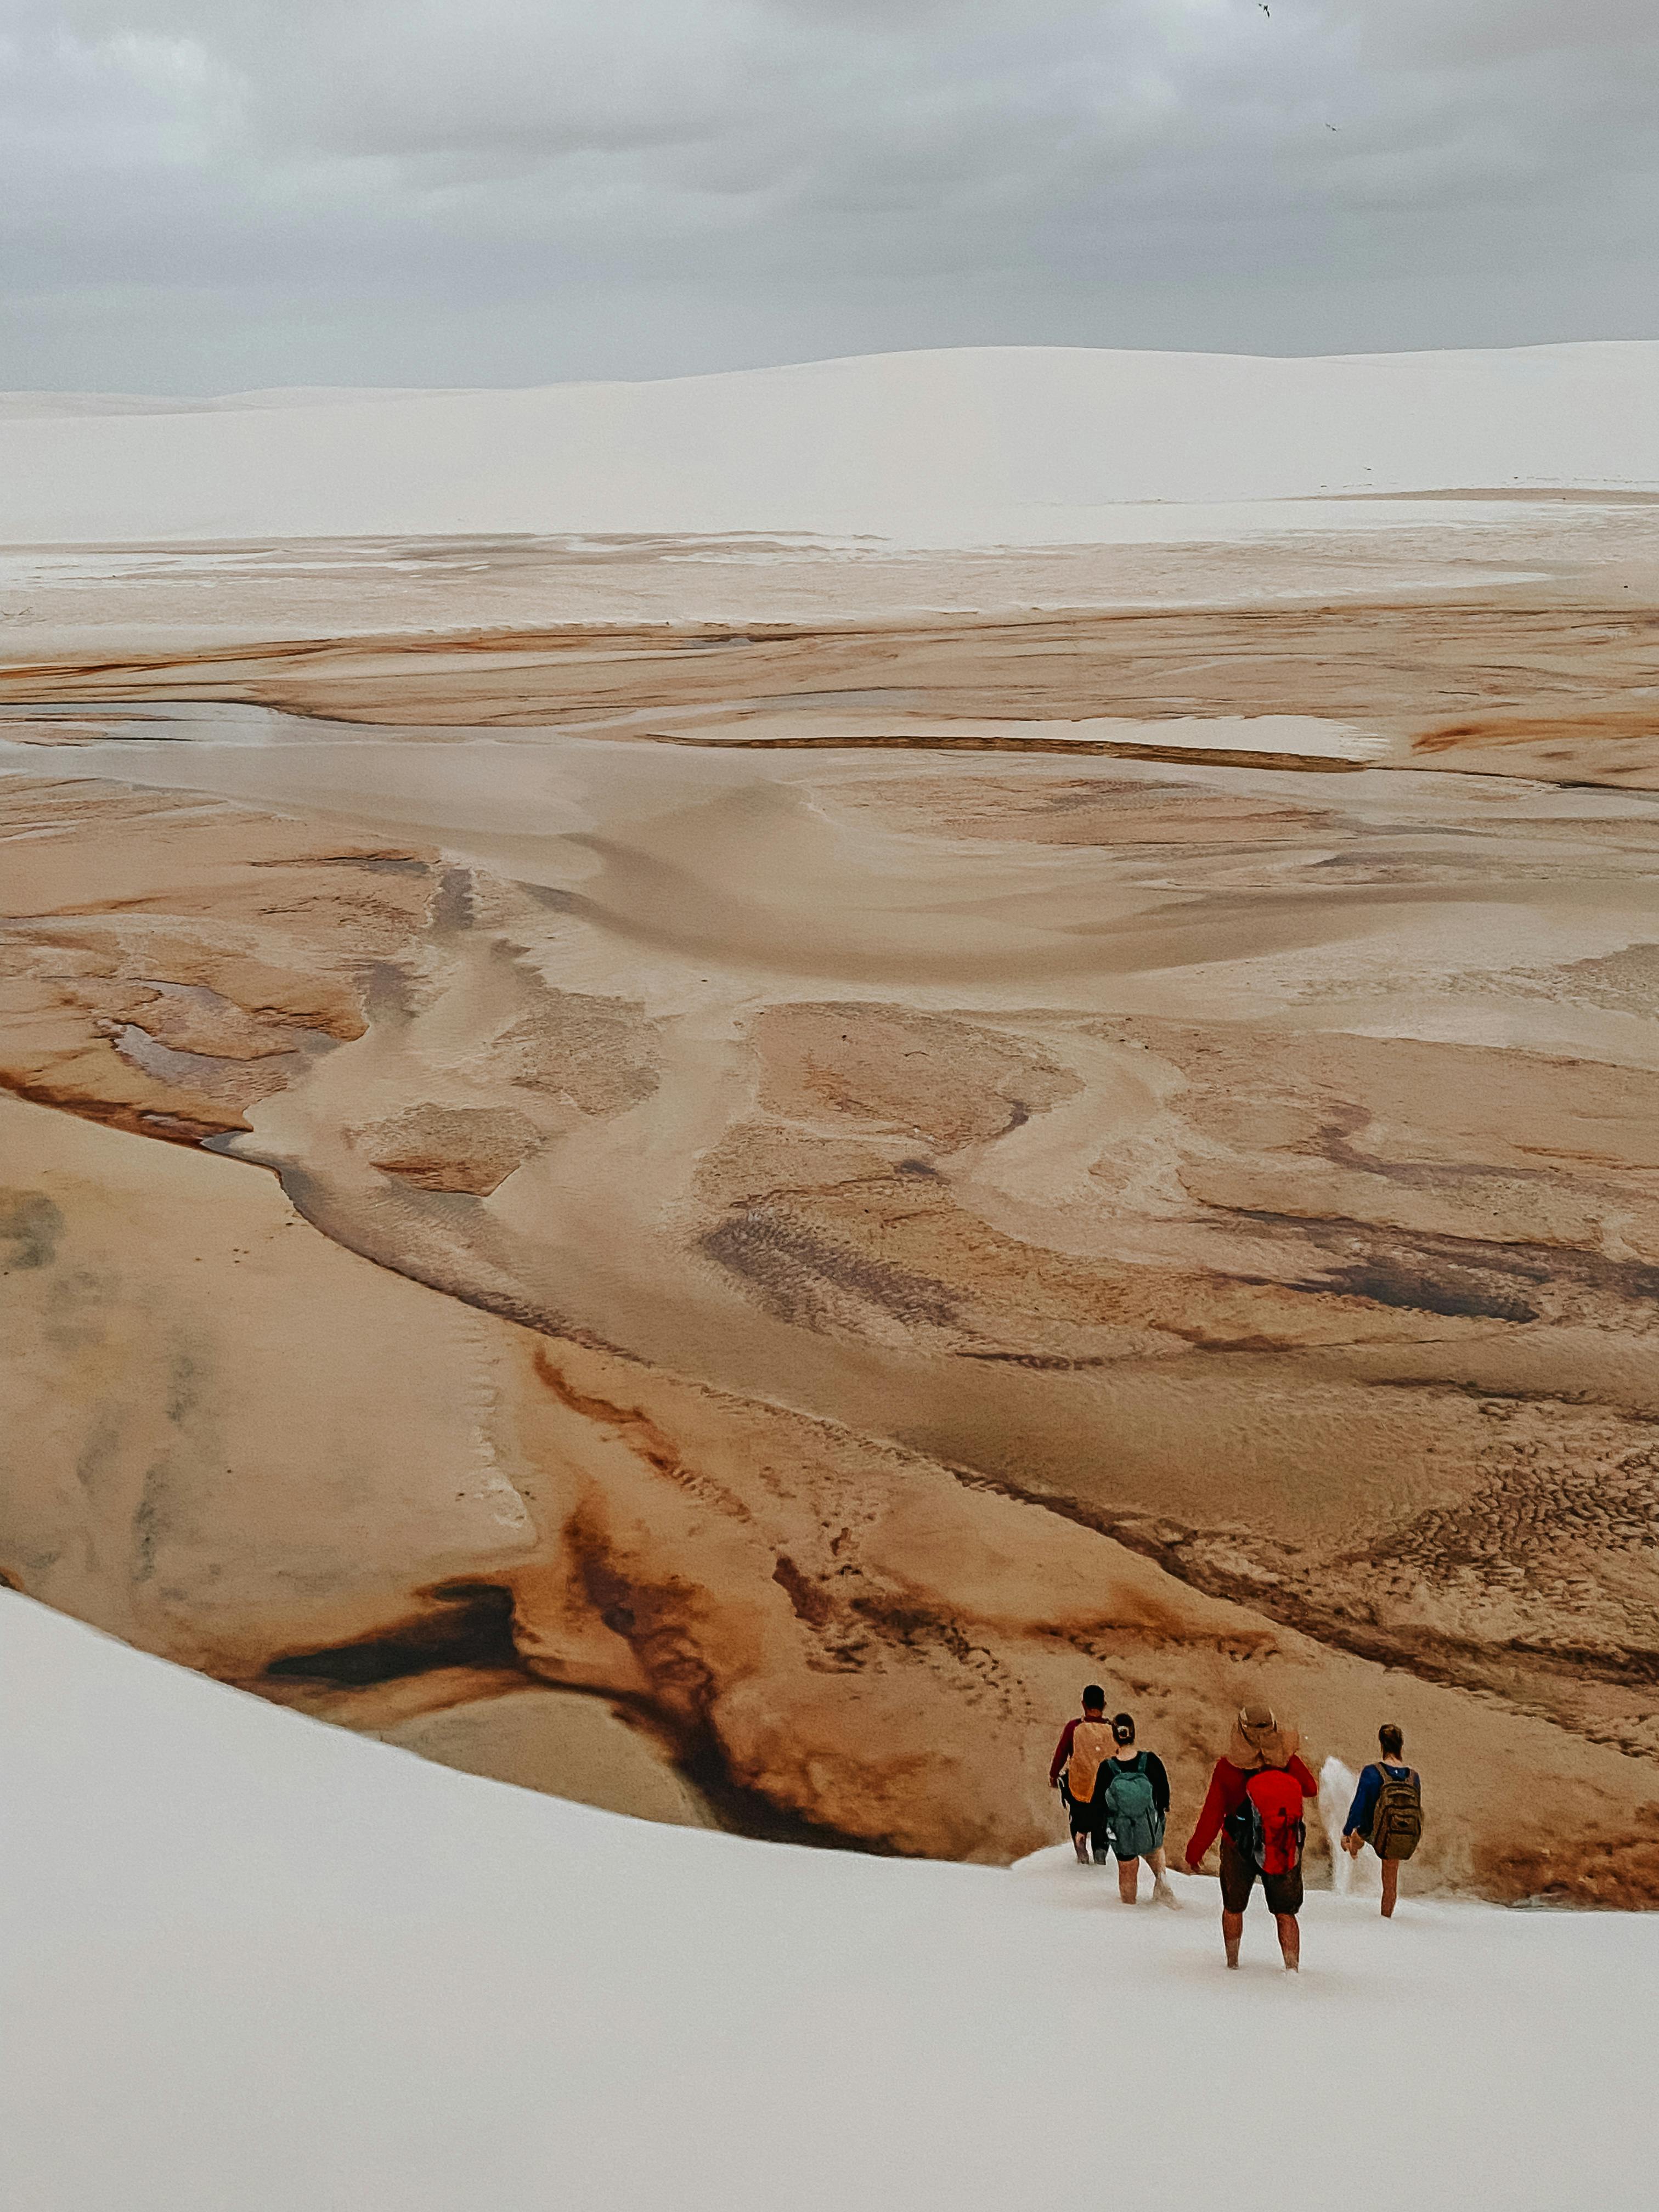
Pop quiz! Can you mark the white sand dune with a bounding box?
[5,1588,1658,2212]
[2,341,1656,546]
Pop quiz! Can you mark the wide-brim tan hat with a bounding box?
[1227,1702,1300,1771]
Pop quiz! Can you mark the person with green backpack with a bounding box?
[1342,1724,1423,1917]
[1099,1713,1178,1907]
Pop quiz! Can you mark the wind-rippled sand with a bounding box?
[3,520,1658,1892]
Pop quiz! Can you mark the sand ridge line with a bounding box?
[2,599,1652,796]
[4,592,1654,672]
[622,729,1369,770]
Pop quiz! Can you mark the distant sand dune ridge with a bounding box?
[2,342,1658,544]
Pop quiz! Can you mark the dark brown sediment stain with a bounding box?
[772,1554,835,1631]
[673,1713,902,1854]
[245,851,433,877]
[1242,1210,1659,1327]
[264,1579,523,1685]
[554,1492,898,1853]
[1414,708,1659,755]
[252,1539,891,1853]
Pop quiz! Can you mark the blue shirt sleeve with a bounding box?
[1344,1763,1381,1837]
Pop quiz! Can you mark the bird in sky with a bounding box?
[1259,4,1269,14]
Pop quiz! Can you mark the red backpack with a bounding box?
[1224,1767,1306,1876]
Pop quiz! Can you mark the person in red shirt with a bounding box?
[1181,1703,1317,1971]
[1049,1684,1111,1864]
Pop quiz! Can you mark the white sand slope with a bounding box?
[4,1590,1656,2212]
[2,342,1656,546]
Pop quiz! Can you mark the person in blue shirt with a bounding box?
[1343,1723,1420,1918]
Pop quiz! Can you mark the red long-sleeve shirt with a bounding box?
[1183,1754,1316,1867]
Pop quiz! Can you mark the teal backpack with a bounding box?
[1103,1754,1163,1859]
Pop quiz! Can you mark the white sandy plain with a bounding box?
[5,1589,1658,2212]
[2,341,1657,545]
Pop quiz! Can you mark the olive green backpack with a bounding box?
[1371,1766,1423,1860]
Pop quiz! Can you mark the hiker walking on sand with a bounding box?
[1050,1685,1116,1864]
[1100,1713,1178,1907]
[1343,1725,1423,1918]
[1181,1704,1316,1972]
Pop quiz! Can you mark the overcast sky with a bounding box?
[3,0,1656,392]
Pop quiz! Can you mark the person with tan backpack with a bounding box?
[1049,1685,1117,1864]
[1342,1724,1423,1917]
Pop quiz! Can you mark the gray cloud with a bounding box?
[2,0,1655,390]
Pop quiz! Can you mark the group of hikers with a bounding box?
[1049,1685,1423,1970]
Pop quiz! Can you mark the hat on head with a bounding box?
[1227,1702,1300,1771]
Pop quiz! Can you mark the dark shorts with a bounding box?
[1220,1837,1302,1917]
[1102,1815,1165,1863]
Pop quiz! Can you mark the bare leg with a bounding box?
[1380,1858,1400,1919]
[1148,1846,1178,1905]
[1274,1912,1300,1971]
[1222,1909,1244,1969]
[1073,1830,1090,1865]
[1117,1855,1140,1904]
